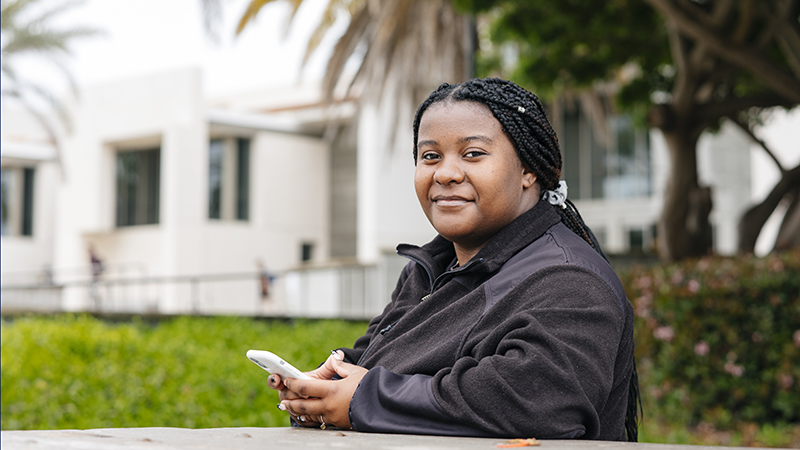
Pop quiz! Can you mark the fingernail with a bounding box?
[277,403,286,411]
[331,350,343,361]
[298,415,307,423]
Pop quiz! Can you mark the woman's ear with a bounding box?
[522,169,537,189]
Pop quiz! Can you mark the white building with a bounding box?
[2,67,797,317]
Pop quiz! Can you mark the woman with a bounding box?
[269,78,639,441]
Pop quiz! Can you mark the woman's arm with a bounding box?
[348,268,631,439]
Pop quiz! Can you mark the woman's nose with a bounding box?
[433,157,465,185]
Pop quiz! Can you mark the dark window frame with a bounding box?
[115,147,161,227]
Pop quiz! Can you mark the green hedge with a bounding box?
[1,315,368,430]
[621,249,800,428]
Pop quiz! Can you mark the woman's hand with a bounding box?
[274,350,368,430]
[266,352,344,421]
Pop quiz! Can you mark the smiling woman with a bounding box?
[266,78,640,442]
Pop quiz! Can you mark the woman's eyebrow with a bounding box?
[417,139,438,148]
[459,135,494,145]
[418,135,493,148]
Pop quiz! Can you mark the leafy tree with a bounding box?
[1,0,100,167]
[459,0,800,261]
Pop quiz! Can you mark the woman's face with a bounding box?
[414,101,539,252]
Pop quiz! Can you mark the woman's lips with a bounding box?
[433,196,471,206]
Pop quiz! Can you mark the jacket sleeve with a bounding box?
[348,267,629,439]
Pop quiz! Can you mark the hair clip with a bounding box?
[517,106,525,113]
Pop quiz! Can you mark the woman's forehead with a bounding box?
[426,99,493,116]
[420,101,498,130]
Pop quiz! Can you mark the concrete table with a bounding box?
[0,427,763,450]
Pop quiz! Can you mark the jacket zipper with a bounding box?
[401,254,484,300]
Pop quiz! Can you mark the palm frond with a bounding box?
[236,0,304,35]
[233,0,473,151]
[300,0,355,68]
[1,0,102,178]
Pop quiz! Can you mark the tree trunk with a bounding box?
[657,124,713,261]
[775,187,800,251]
[737,164,800,253]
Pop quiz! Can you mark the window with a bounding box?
[628,229,644,253]
[208,137,250,221]
[560,103,651,200]
[604,116,652,199]
[116,148,160,227]
[628,225,657,254]
[1,166,35,236]
[301,242,314,262]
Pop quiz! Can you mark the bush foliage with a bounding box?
[1,315,368,430]
[620,249,800,428]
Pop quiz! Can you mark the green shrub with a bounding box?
[1,315,368,430]
[621,249,800,427]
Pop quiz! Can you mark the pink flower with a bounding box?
[670,271,684,285]
[635,296,652,318]
[687,279,700,293]
[724,362,745,377]
[653,326,675,342]
[694,341,710,356]
[634,276,652,289]
[778,373,794,390]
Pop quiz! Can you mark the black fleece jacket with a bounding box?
[340,200,635,440]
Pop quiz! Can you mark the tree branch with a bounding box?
[727,114,786,175]
[645,0,800,103]
[693,93,794,122]
[738,164,800,253]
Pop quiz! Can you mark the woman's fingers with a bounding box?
[267,374,284,390]
[278,387,302,401]
[280,361,368,430]
[309,350,345,380]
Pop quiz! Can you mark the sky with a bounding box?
[26,0,341,98]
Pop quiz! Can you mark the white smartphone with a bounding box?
[246,350,311,380]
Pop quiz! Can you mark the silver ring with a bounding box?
[320,415,327,430]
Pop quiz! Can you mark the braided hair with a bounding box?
[412,77,641,442]
[413,78,606,256]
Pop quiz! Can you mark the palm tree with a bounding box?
[205,0,473,149]
[1,0,101,163]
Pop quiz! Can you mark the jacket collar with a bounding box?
[397,199,562,277]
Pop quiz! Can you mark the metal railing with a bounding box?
[1,264,393,319]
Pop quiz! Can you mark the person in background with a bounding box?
[88,245,104,310]
[267,78,639,441]
[256,259,272,302]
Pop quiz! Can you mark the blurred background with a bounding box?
[1,0,798,316]
[1,0,799,445]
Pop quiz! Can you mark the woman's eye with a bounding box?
[464,150,486,158]
[420,152,440,161]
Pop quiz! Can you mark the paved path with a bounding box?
[1,427,764,450]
